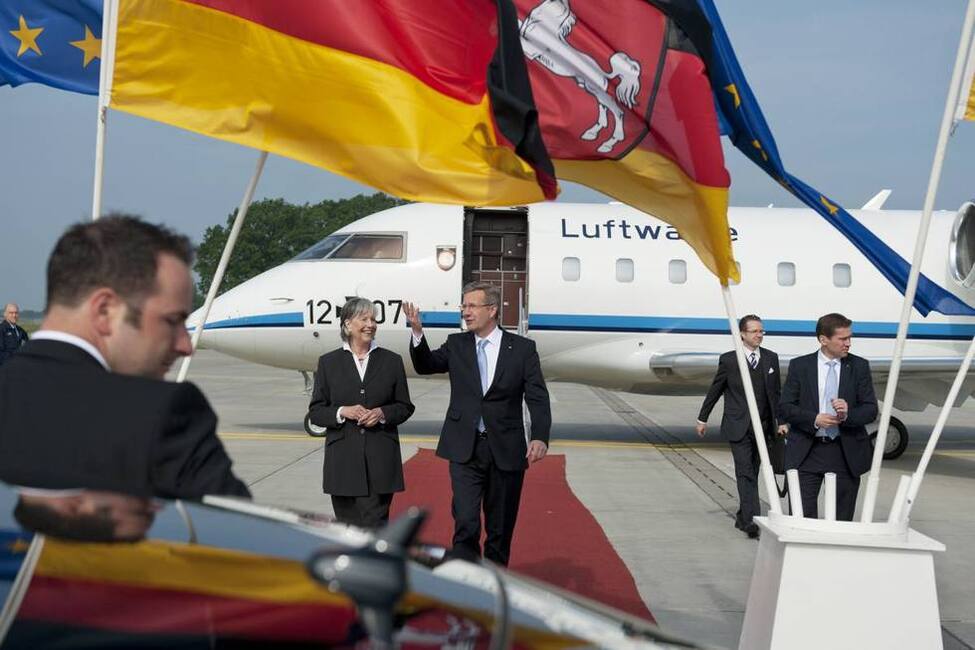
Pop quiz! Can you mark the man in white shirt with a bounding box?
[697,315,786,538]
[780,313,878,520]
[403,282,551,566]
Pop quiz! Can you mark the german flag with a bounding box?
[108,0,557,207]
[515,0,736,282]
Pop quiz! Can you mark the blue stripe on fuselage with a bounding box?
[192,311,975,340]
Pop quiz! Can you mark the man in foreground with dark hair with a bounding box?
[780,313,877,520]
[0,215,250,499]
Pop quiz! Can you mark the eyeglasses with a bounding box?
[459,303,493,311]
[744,329,766,335]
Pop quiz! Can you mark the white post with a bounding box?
[176,151,268,383]
[720,284,781,514]
[823,473,837,521]
[888,474,913,524]
[861,0,975,522]
[786,469,803,518]
[91,0,119,221]
[901,334,975,519]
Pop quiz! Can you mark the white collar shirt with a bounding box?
[817,350,842,411]
[474,326,503,389]
[32,330,110,371]
[343,340,379,381]
[744,345,760,367]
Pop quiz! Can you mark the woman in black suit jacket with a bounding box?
[307,297,414,528]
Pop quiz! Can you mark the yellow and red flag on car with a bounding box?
[108,0,557,207]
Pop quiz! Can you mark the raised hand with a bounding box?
[402,301,424,336]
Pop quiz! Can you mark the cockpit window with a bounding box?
[331,234,404,260]
[291,234,352,261]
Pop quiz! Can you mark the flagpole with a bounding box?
[860,0,975,522]
[91,0,119,221]
[176,151,268,383]
[895,334,975,521]
[720,283,782,515]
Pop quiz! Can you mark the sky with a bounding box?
[2,1,974,310]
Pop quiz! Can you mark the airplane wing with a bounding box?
[650,351,975,411]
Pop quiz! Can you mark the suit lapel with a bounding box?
[805,353,820,412]
[362,348,384,386]
[487,331,513,395]
[460,331,480,393]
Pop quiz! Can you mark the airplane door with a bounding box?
[462,208,528,329]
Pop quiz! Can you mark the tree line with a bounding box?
[194,193,406,305]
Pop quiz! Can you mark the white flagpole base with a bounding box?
[739,512,944,650]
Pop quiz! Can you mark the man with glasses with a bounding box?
[0,303,29,367]
[0,215,249,500]
[697,315,786,538]
[403,282,551,566]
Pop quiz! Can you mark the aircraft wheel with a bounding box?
[870,416,909,460]
[304,413,327,437]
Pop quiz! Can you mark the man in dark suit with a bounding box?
[697,315,786,538]
[0,216,249,500]
[404,282,551,566]
[780,313,877,521]
[0,303,29,367]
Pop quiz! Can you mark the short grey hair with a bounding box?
[461,281,501,321]
[339,297,377,343]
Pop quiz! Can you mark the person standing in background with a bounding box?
[0,303,29,366]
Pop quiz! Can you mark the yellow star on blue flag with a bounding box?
[1,0,101,94]
[1,529,33,580]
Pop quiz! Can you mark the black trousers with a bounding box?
[448,435,525,566]
[331,493,394,529]
[729,423,769,526]
[797,440,860,521]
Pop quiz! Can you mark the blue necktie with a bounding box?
[822,360,839,439]
[748,352,758,370]
[477,339,489,432]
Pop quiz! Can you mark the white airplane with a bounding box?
[189,194,975,458]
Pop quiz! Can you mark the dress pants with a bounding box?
[449,434,525,566]
[331,493,394,529]
[729,422,769,526]
[797,439,860,521]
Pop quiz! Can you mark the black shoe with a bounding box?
[744,522,760,539]
[734,512,745,531]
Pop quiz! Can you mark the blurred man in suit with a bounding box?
[0,303,29,367]
[404,282,551,566]
[697,315,787,538]
[0,215,249,499]
[780,313,877,520]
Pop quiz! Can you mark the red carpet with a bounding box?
[391,449,654,622]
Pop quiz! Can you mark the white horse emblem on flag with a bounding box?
[519,0,642,154]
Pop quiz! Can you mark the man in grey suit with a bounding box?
[697,315,786,538]
[780,313,878,521]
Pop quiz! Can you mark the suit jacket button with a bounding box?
[359,389,365,394]
[360,428,365,434]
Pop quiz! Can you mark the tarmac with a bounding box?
[182,350,975,650]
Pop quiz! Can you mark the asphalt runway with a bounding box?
[182,350,975,649]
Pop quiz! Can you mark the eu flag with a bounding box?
[0,529,31,581]
[0,0,101,94]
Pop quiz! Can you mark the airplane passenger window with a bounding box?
[668,259,687,284]
[777,262,796,286]
[562,257,581,281]
[291,233,352,261]
[331,234,404,260]
[833,263,852,287]
[616,258,634,283]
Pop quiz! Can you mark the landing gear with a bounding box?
[304,413,326,437]
[870,415,909,460]
[301,371,326,436]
